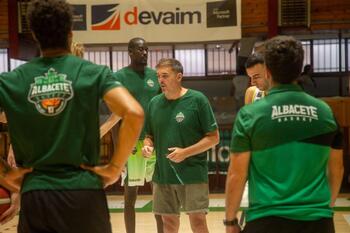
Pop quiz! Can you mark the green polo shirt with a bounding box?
[146,89,218,184]
[231,84,342,222]
[115,67,160,140]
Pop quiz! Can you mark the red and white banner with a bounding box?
[68,0,241,44]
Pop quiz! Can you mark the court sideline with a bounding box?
[1,194,350,233]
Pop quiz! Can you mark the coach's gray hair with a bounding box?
[156,58,183,74]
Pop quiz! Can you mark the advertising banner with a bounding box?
[68,0,241,43]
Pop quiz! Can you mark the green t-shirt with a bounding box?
[146,89,218,184]
[231,84,342,222]
[115,67,160,139]
[0,55,122,193]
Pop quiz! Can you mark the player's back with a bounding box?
[0,55,117,192]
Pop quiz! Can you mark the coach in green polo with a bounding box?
[143,58,219,233]
[225,36,344,233]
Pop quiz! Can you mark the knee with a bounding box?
[162,215,179,231]
[124,197,137,208]
[189,214,207,231]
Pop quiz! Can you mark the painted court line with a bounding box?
[343,215,350,226]
[107,197,349,210]
[108,200,150,209]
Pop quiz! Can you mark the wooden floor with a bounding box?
[1,211,350,233]
[1,195,350,233]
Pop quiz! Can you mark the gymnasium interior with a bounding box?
[0,0,349,232]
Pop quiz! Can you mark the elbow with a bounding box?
[213,130,220,146]
[125,106,145,127]
[226,171,247,187]
[133,107,145,125]
[134,104,145,121]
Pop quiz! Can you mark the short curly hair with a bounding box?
[264,36,304,84]
[245,52,264,69]
[27,0,73,50]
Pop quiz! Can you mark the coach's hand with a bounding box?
[80,163,122,188]
[142,145,154,158]
[167,147,187,163]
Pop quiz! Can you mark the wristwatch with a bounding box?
[223,218,239,226]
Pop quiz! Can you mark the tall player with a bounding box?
[114,37,163,233]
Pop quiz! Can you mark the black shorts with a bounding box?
[18,189,112,233]
[242,216,334,233]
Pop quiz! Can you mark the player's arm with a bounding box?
[141,100,155,158]
[104,86,144,172]
[244,86,254,105]
[0,146,20,224]
[225,151,250,233]
[0,158,32,193]
[0,112,7,123]
[0,192,20,224]
[82,86,144,187]
[167,129,219,163]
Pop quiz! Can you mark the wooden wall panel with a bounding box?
[241,0,350,37]
[0,0,8,45]
[310,0,350,30]
[241,0,268,37]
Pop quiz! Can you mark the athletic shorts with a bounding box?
[153,183,209,215]
[242,216,334,233]
[18,189,112,233]
[121,140,156,186]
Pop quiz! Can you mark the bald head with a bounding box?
[128,37,148,66]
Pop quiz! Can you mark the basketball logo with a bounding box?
[175,112,185,123]
[28,68,74,116]
[146,79,155,87]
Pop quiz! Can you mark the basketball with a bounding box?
[0,187,11,215]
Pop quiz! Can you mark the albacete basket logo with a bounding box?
[28,68,74,116]
[146,79,155,87]
[175,112,185,123]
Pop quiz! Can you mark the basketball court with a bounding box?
[1,194,350,233]
[0,0,349,233]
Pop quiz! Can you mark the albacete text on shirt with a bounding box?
[271,104,318,122]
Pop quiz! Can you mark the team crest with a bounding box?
[175,112,185,123]
[28,68,74,116]
[146,79,155,87]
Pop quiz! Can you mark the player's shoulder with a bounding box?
[246,86,257,93]
[71,55,110,74]
[244,86,258,104]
